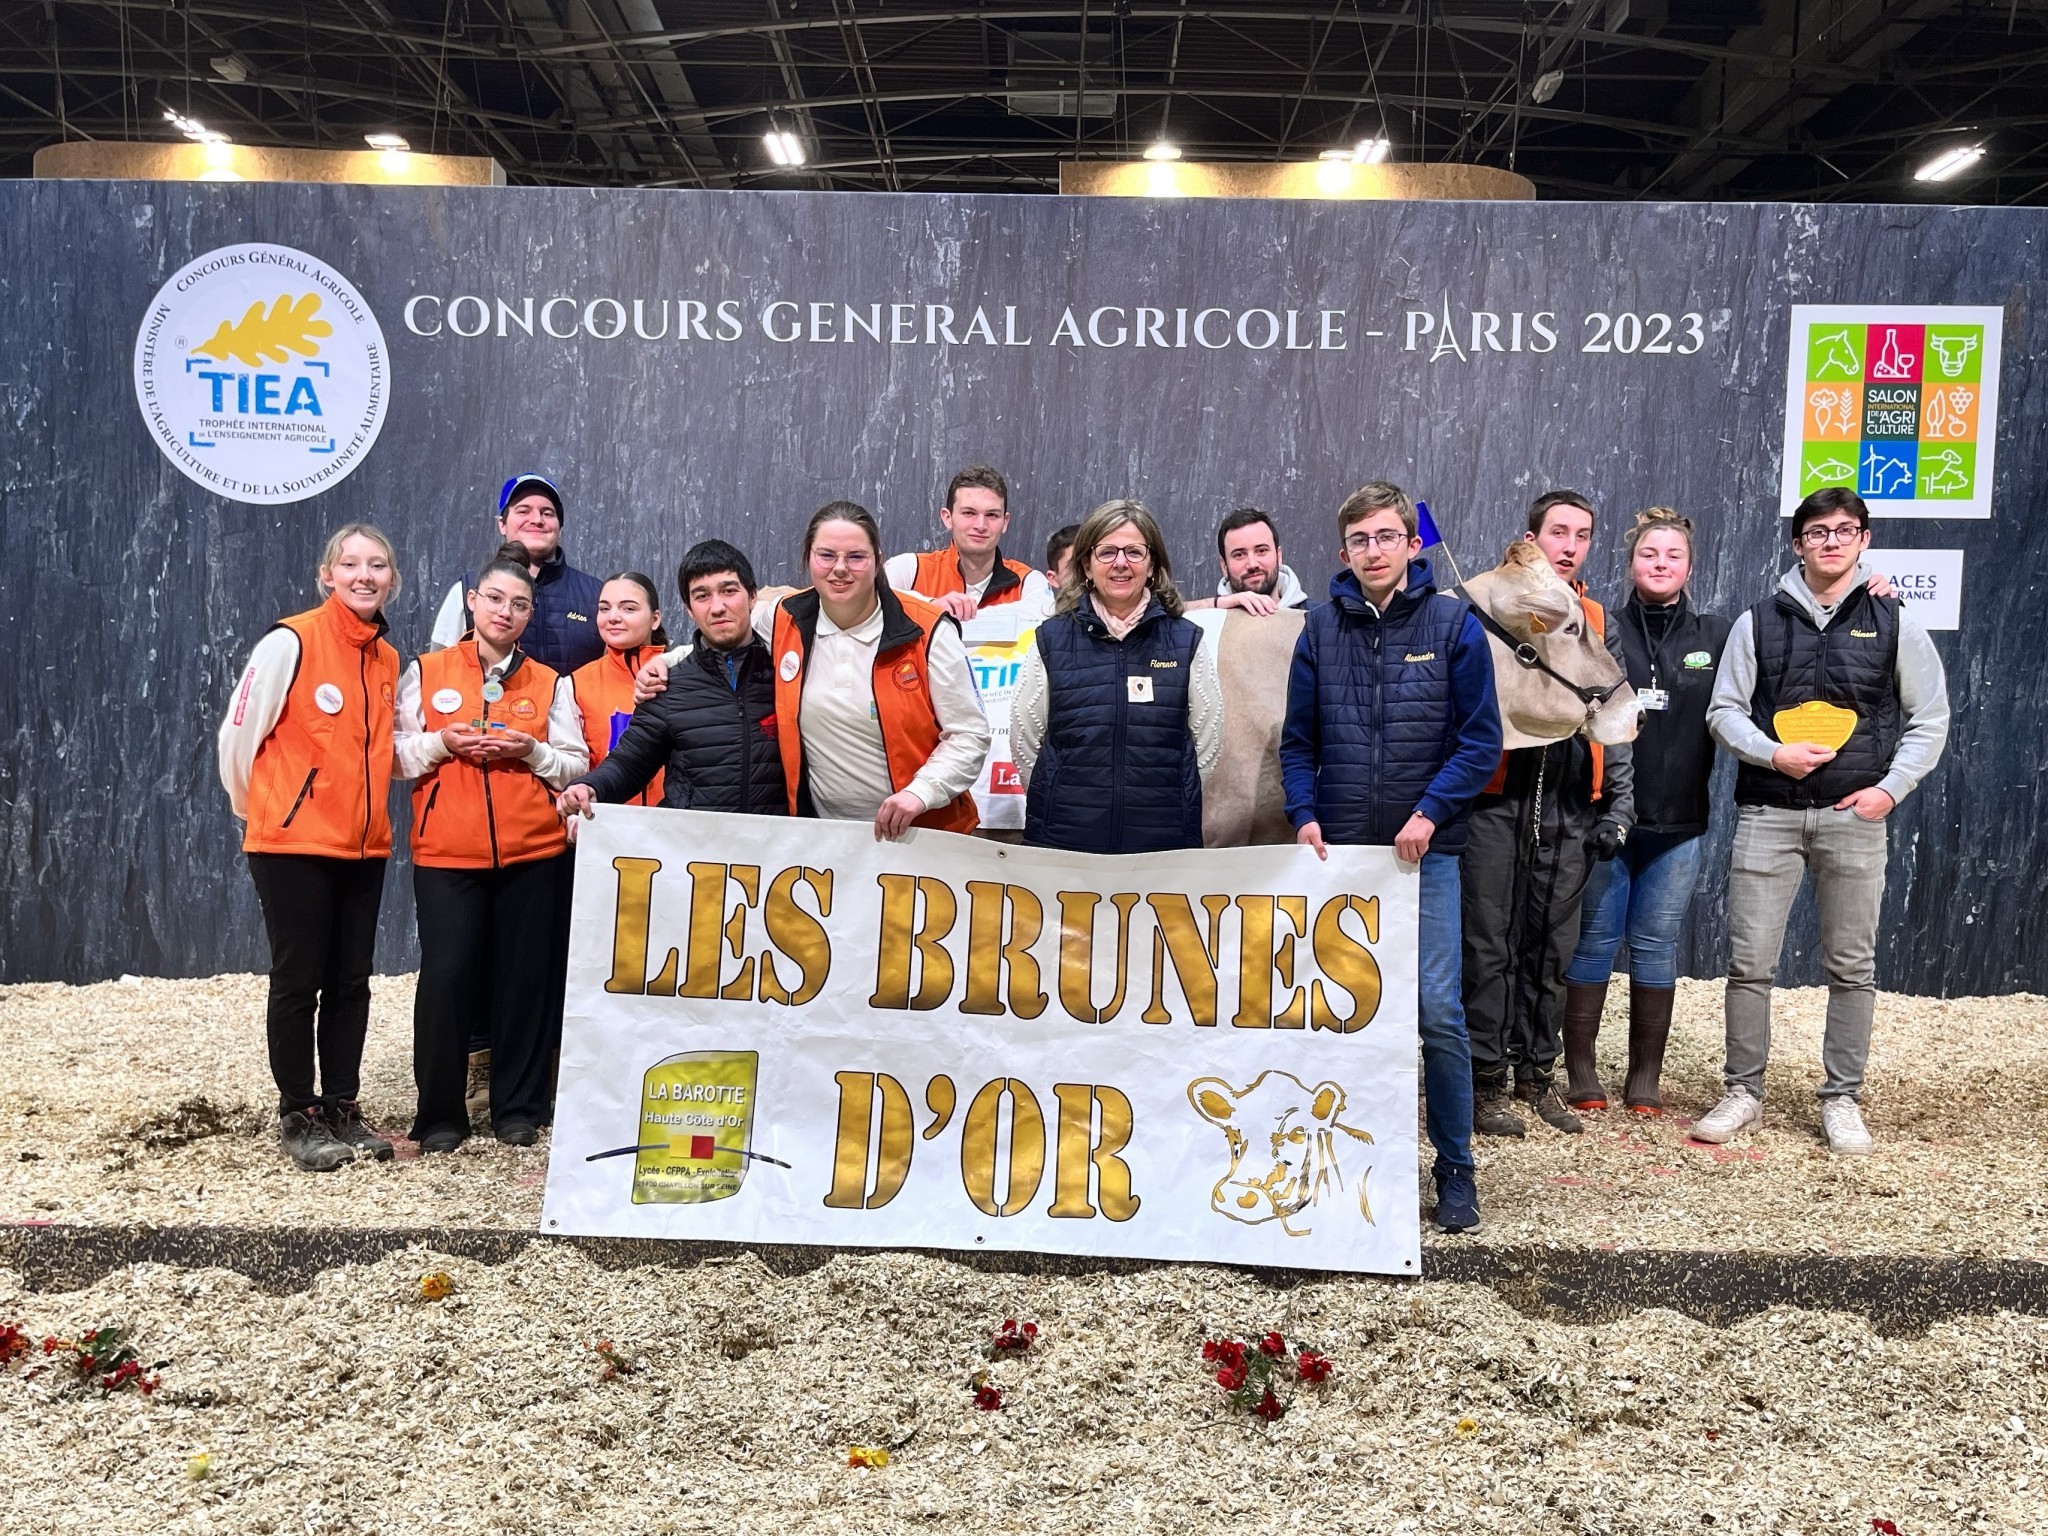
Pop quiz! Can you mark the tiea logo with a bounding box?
[133,243,389,505]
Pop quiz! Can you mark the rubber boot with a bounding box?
[1562,981,1611,1110]
[1623,983,1676,1114]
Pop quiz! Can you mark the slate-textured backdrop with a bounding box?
[0,182,2038,992]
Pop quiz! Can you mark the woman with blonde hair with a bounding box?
[218,524,404,1172]
[1011,499,1222,853]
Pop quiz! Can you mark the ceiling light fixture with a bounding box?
[365,132,410,152]
[1143,140,1182,162]
[1531,69,1565,104]
[1912,143,1984,183]
[209,55,250,85]
[1320,136,1392,165]
[763,129,807,167]
[163,108,228,146]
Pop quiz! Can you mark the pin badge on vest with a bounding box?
[1127,676,1154,703]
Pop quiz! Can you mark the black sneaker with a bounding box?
[1473,1092,1527,1138]
[329,1100,395,1162]
[1520,1084,1584,1135]
[1433,1170,1481,1234]
[279,1107,355,1172]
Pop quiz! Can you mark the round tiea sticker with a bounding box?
[779,651,802,681]
[313,683,346,715]
[431,687,464,714]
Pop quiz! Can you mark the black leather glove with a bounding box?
[1588,819,1628,861]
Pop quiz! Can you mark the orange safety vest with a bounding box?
[908,547,1035,608]
[242,594,400,860]
[410,643,570,869]
[571,646,662,807]
[1481,587,1608,801]
[770,587,980,834]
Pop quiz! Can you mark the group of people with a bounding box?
[217,463,1949,1239]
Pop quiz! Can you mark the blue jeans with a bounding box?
[1419,851,1475,1180]
[1564,830,1705,989]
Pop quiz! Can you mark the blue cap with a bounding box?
[498,473,563,519]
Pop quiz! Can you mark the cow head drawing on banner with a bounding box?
[1188,1071,1376,1236]
[1462,540,1640,750]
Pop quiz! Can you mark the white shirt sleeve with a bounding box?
[1015,568,1057,620]
[523,675,593,789]
[905,621,993,813]
[1008,646,1051,787]
[430,581,467,649]
[1190,625,1225,781]
[217,627,301,818]
[883,553,920,595]
[392,659,451,780]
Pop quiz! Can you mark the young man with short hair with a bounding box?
[1281,481,1501,1233]
[557,540,788,820]
[1045,523,1080,587]
[1462,490,1635,1139]
[1187,507,1311,615]
[431,474,606,673]
[885,465,1054,621]
[1695,488,1949,1155]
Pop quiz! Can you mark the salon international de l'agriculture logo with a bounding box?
[133,243,389,505]
[1777,303,2002,520]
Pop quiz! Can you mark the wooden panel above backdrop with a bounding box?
[1059,160,1535,200]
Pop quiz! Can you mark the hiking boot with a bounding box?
[1692,1087,1762,1144]
[1433,1170,1481,1234]
[329,1099,395,1162]
[1473,1091,1526,1138]
[464,1050,492,1122]
[1562,981,1610,1110]
[279,1107,355,1172]
[1622,984,1675,1114]
[1519,1083,1584,1135]
[1821,1097,1874,1156]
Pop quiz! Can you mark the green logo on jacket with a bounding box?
[1682,650,1713,669]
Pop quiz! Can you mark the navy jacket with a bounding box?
[1279,561,1501,853]
[1024,597,1204,854]
[466,551,604,675]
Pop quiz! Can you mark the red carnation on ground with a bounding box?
[1295,1348,1332,1384]
[972,1383,1004,1412]
[1258,1331,1287,1358]
[1200,1330,1333,1422]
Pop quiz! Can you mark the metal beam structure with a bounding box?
[3,0,2042,202]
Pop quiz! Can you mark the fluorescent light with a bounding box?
[210,55,249,85]
[1143,140,1182,162]
[365,132,410,152]
[1357,136,1392,164]
[1531,69,1565,104]
[163,108,228,146]
[1318,148,1352,163]
[1913,144,1984,183]
[763,129,806,167]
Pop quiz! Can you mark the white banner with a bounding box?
[542,808,1422,1275]
[959,608,1037,830]
[1860,548,1964,631]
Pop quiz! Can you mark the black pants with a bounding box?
[412,854,571,1140]
[246,853,387,1116]
[1461,770,1596,1093]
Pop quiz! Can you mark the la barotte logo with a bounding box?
[133,243,389,505]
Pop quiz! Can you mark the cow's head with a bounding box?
[1188,1071,1374,1235]
[1463,540,1639,750]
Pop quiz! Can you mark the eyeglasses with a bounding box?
[1344,530,1412,553]
[811,550,873,570]
[1091,544,1151,567]
[1799,523,1865,548]
[472,590,534,615]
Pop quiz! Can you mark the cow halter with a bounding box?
[1466,603,1623,713]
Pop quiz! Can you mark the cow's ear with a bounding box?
[1188,1079,1237,1125]
[1507,586,1575,634]
[1309,1083,1345,1122]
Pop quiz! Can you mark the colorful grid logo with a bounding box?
[1780,305,2001,519]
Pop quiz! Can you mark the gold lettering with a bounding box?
[869,874,959,1011]
[1310,894,1383,1032]
[923,1075,956,1139]
[1056,891,1140,1023]
[1232,895,1309,1028]
[960,881,1049,1018]
[717,864,761,1000]
[759,865,833,1005]
[603,856,665,995]
[822,1070,914,1210]
[1047,1083,1141,1221]
[678,861,730,999]
[960,1077,1046,1217]
[1140,893,1229,1026]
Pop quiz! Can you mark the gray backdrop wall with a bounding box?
[0,181,2039,993]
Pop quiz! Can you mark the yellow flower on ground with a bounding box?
[1455,1416,1479,1438]
[847,1445,890,1468]
[418,1271,455,1302]
[185,1452,213,1481]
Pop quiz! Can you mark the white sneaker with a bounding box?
[1821,1097,1874,1156]
[1691,1087,1762,1144]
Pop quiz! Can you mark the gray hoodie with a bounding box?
[1215,562,1310,609]
[1706,562,1950,806]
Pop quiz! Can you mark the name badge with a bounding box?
[1639,687,1670,712]
[313,683,345,715]
[1127,676,1154,703]
[431,687,464,714]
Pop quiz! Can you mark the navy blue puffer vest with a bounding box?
[1305,563,1473,850]
[471,553,605,675]
[1024,599,1204,853]
[1736,584,1901,810]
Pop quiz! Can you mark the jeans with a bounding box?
[1564,831,1705,989]
[1418,852,1475,1180]
[1723,804,1888,1101]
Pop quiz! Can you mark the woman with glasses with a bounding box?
[1011,499,1222,853]
[395,541,589,1152]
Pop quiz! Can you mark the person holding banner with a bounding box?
[217,524,404,1173]
[396,542,590,1152]
[1186,507,1312,615]
[566,573,672,809]
[883,465,1054,621]
[558,541,787,818]
[1010,499,1221,854]
[1280,482,1500,1233]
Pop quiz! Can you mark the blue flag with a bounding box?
[1415,499,1444,549]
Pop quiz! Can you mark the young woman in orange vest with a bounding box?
[395,542,589,1152]
[569,572,670,808]
[218,524,404,1173]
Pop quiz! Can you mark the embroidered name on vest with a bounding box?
[1849,628,1879,639]
[1403,651,1437,663]
[567,611,591,623]
[1148,658,1179,669]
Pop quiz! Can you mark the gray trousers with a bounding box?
[1723,804,1888,1101]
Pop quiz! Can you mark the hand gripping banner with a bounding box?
[542,808,1422,1275]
